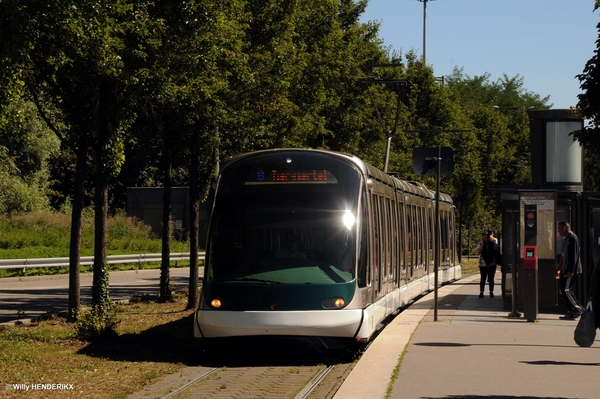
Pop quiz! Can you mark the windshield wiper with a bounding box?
[238,277,281,284]
[213,277,281,284]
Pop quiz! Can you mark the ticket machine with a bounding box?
[523,245,538,321]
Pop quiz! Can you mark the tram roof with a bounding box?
[220,148,452,205]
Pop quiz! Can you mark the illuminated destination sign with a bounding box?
[246,169,338,184]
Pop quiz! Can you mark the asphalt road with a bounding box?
[0,267,199,324]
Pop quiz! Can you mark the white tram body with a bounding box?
[194,149,460,352]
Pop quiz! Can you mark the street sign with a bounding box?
[412,146,454,175]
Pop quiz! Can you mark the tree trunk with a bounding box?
[160,162,172,300]
[67,140,87,320]
[187,148,200,310]
[92,160,110,313]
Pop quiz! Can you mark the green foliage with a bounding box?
[0,212,85,252]
[0,210,187,259]
[74,303,119,341]
[575,20,600,190]
[0,99,60,213]
[90,265,113,328]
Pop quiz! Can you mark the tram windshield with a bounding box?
[206,152,361,285]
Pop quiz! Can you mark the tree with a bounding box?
[0,99,60,212]
[446,68,550,250]
[576,18,600,190]
[6,0,158,325]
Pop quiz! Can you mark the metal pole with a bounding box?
[423,0,427,62]
[509,210,521,318]
[434,145,440,321]
[384,132,393,173]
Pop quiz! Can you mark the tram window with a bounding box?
[428,207,434,265]
[408,205,417,269]
[383,196,391,279]
[398,202,405,276]
[358,191,368,287]
[390,198,398,282]
[441,210,449,264]
[410,205,417,269]
[406,205,413,269]
[378,196,386,283]
[417,206,423,268]
[450,211,456,264]
[422,207,426,267]
[372,194,381,286]
[415,206,420,268]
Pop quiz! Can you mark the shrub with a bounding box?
[74,305,119,341]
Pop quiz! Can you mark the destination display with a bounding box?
[245,169,338,184]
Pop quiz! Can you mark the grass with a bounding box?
[460,257,479,276]
[0,211,201,398]
[0,291,198,399]
[0,211,193,278]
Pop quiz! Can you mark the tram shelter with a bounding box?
[496,109,598,314]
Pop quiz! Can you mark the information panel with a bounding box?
[245,169,338,185]
[519,191,556,260]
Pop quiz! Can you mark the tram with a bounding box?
[194,148,460,353]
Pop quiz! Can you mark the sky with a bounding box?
[359,0,599,109]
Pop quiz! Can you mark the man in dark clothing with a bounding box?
[556,221,583,320]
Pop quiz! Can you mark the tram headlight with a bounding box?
[322,297,346,309]
[342,210,355,230]
[210,298,223,309]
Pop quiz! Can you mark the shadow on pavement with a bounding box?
[422,396,575,399]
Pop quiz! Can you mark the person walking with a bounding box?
[556,221,583,320]
[476,232,499,298]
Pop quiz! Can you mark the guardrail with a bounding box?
[0,252,206,270]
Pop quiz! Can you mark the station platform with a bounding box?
[334,274,600,399]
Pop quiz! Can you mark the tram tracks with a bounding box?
[293,365,334,399]
[141,360,355,399]
[158,367,221,399]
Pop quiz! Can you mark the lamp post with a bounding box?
[408,129,464,321]
[416,0,436,63]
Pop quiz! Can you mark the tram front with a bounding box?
[194,149,366,351]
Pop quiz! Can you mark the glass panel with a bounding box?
[207,152,360,284]
[358,191,369,287]
[399,203,406,276]
[545,121,583,183]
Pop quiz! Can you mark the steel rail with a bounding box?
[294,365,335,399]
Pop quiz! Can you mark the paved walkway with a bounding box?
[0,268,192,324]
[335,274,600,399]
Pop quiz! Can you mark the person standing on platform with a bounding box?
[487,228,499,245]
[556,221,583,320]
[476,232,499,298]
